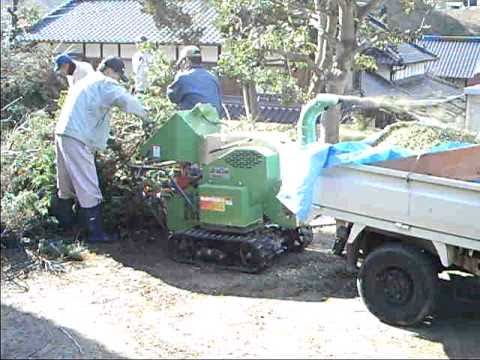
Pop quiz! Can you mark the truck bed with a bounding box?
[312,145,480,247]
[375,145,480,182]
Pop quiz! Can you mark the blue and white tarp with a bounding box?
[276,140,473,222]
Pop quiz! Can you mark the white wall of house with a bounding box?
[85,43,101,58]
[465,85,480,133]
[1,10,11,33]
[158,45,177,61]
[103,43,120,57]
[200,45,219,63]
[55,42,83,55]
[392,62,427,81]
[376,62,428,82]
[53,41,220,74]
[120,44,137,59]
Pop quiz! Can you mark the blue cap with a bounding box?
[54,53,73,71]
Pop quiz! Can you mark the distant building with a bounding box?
[435,0,478,9]
[358,42,465,128]
[361,43,438,82]
[417,35,480,87]
[358,41,459,100]
[437,1,466,10]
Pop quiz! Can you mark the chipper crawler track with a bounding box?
[169,227,312,273]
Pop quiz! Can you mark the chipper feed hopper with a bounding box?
[133,96,339,273]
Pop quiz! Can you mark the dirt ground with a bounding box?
[1,223,480,359]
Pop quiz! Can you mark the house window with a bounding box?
[103,43,119,57]
[121,44,137,59]
[158,45,177,61]
[201,46,219,63]
[55,42,83,55]
[85,43,101,58]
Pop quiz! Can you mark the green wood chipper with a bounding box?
[131,95,340,273]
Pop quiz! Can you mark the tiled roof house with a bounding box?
[22,0,223,71]
[361,43,438,82]
[358,41,462,99]
[417,35,480,87]
[359,40,465,128]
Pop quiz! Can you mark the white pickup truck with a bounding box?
[311,144,480,326]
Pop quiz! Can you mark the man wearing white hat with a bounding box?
[167,45,224,117]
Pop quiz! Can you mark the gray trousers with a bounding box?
[55,135,103,208]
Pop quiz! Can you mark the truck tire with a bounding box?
[357,243,438,326]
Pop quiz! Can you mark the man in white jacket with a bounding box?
[54,53,94,87]
[52,56,147,242]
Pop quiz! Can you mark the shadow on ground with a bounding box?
[94,231,358,303]
[412,275,480,359]
[94,235,480,358]
[0,304,123,359]
[4,230,478,358]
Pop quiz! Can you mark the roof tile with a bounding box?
[23,0,223,45]
[361,72,463,99]
[417,36,480,79]
[223,96,301,124]
[363,43,436,66]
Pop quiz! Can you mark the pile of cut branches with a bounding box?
[0,95,176,249]
[2,96,177,258]
[96,96,176,236]
[1,43,67,127]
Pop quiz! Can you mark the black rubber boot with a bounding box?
[50,196,76,230]
[81,204,118,243]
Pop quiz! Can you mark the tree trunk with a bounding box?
[317,107,341,143]
[309,0,337,96]
[317,0,357,144]
[316,79,346,144]
[242,81,259,121]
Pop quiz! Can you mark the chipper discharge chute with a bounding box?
[132,96,339,273]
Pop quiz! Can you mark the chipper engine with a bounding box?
[131,96,339,273]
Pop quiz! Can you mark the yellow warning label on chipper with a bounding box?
[199,196,232,212]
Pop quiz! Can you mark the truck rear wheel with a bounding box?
[357,243,438,326]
